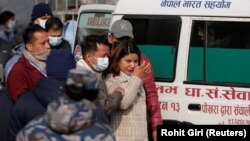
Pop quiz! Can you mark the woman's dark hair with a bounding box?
[64,84,99,102]
[0,10,15,25]
[107,40,141,76]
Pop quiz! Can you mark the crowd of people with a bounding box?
[0,2,162,141]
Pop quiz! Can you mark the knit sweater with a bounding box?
[105,72,148,141]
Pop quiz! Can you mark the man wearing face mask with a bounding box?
[3,3,53,85]
[31,3,53,29]
[45,17,71,51]
[76,34,123,117]
[7,24,51,102]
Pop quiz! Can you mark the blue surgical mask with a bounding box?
[92,57,109,72]
[38,19,47,29]
[49,36,63,46]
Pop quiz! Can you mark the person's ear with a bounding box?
[26,43,33,52]
[85,52,92,62]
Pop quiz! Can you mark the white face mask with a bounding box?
[48,36,63,46]
[92,57,109,72]
[38,19,47,29]
[125,74,132,80]
[7,20,15,30]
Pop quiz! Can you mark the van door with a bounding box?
[121,15,250,125]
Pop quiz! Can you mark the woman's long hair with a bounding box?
[106,40,141,77]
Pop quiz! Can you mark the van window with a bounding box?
[124,16,181,81]
[188,20,250,85]
[75,12,112,48]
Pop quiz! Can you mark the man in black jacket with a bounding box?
[45,17,71,52]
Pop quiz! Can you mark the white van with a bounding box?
[112,0,250,125]
[73,4,115,59]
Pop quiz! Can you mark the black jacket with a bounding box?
[0,87,13,141]
[7,77,109,141]
[50,39,72,52]
[7,78,64,141]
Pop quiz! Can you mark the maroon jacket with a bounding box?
[141,54,163,130]
[7,55,45,102]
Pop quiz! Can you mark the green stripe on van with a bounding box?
[189,47,250,83]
